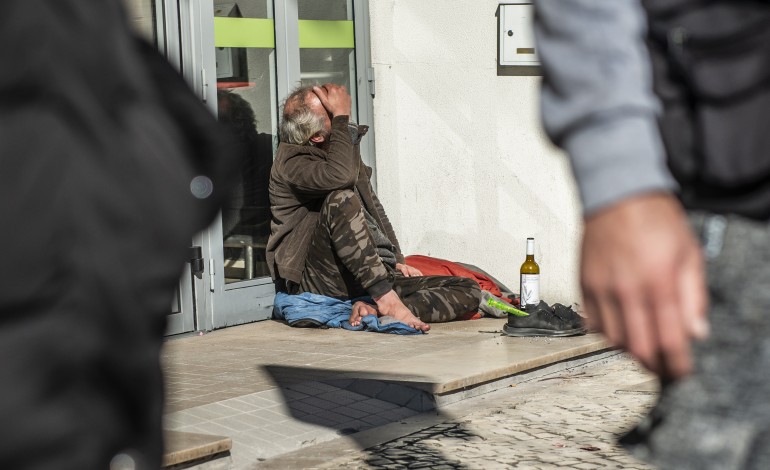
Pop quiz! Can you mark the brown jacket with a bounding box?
[266,115,404,284]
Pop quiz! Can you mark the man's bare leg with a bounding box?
[374,290,430,332]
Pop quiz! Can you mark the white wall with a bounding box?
[368,0,583,304]
[123,0,155,41]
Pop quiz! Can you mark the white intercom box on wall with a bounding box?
[499,3,539,67]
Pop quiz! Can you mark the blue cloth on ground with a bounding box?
[272,292,423,335]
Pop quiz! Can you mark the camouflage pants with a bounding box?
[389,273,481,323]
[623,212,770,470]
[292,190,480,323]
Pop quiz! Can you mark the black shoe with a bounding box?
[502,302,586,337]
[551,302,586,330]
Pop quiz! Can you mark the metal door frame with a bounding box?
[159,0,199,336]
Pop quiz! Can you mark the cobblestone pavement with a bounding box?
[321,355,657,469]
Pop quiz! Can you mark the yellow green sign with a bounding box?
[214,18,354,49]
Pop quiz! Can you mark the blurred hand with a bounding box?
[580,192,709,379]
[395,263,423,277]
[312,83,351,118]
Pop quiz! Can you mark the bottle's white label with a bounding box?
[520,274,540,307]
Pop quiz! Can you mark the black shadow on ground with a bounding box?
[262,364,476,469]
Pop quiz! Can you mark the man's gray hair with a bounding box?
[279,85,325,145]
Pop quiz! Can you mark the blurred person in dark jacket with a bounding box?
[0,1,238,468]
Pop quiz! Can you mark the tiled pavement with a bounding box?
[161,318,612,468]
[265,354,658,469]
[163,381,422,466]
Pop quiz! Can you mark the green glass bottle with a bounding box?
[520,237,540,309]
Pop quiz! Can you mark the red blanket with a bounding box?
[404,255,513,320]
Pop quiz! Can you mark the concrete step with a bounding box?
[162,318,611,468]
[162,431,232,469]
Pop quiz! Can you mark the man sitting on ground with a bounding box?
[266,83,481,332]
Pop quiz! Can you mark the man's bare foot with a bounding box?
[374,290,430,332]
[349,301,378,327]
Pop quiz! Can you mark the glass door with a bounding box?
[298,0,358,118]
[190,0,375,329]
[297,0,376,178]
[124,0,199,336]
[215,0,277,287]
[195,0,279,329]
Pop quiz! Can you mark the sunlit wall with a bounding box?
[369,0,582,305]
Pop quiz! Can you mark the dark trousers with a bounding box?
[623,213,770,469]
[390,273,482,323]
[292,190,481,322]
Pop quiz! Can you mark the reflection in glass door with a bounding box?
[214,1,277,285]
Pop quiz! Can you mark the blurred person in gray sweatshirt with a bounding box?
[535,1,770,468]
